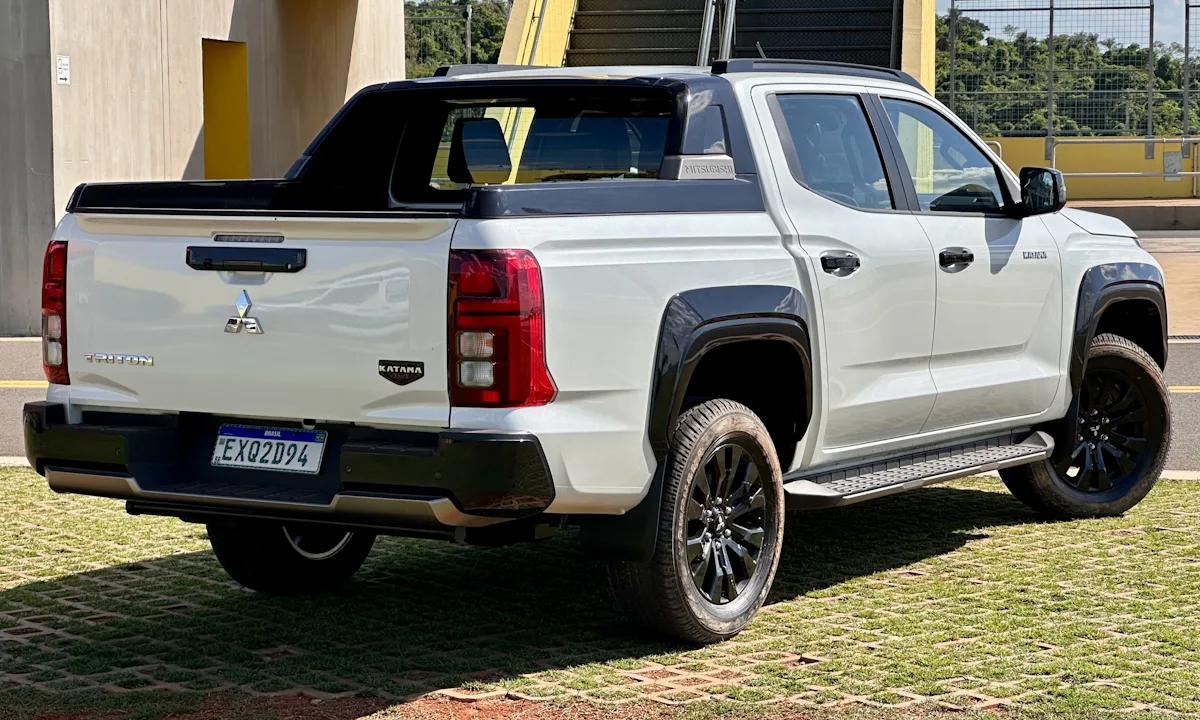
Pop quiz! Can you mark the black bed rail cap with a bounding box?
[711,58,926,93]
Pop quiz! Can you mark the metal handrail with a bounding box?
[718,0,736,59]
[1046,136,1200,196]
[984,140,1003,158]
[696,0,716,66]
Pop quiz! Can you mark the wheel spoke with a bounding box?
[686,497,706,522]
[1095,371,1114,410]
[692,541,713,586]
[729,487,766,521]
[1110,431,1148,455]
[1076,447,1094,492]
[1107,383,1137,416]
[1110,407,1148,426]
[693,465,712,501]
[1101,441,1137,476]
[1093,447,1113,491]
[719,544,739,601]
[723,446,745,498]
[730,522,765,551]
[686,535,707,563]
[1054,441,1086,476]
[707,548,726,604]
[726,539,758,580]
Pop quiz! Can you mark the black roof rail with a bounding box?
[433,64,550,77]
[711,58,926,93]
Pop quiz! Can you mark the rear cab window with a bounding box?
[296,84,676,211]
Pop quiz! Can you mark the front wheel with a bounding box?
[606,399,785,644]
[1001,333,1171,518]
[207,521,376,595]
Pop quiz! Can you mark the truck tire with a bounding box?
[206,521,375,595]
[1001,333,1170,518]
[607,400,785,644]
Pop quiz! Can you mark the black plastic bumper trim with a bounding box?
[24,403,554,524]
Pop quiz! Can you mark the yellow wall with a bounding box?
[47,0,406,217]
[988,137,1200,200]
[499,0,576,67]
[201,39,249,179]
[901,0,935,92]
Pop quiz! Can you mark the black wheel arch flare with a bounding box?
[580,285,811,562]
[1058,262,1168,449]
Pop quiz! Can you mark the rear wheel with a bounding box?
[207,521,375,595]
[607,399,785,644]
[1001,333,1170,518]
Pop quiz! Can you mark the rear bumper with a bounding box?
[23,402,554,533]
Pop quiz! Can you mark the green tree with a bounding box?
[406,0,508,79]
[937,12,1187,136]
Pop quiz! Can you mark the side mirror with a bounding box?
[1018,167,1066,216]
[448,118,512,185]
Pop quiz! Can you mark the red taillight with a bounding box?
[448,249,556,407]
[41,240,69,385]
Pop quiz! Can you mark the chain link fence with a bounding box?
[938,0,1157,138]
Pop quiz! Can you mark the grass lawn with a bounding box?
[0,467,1198,719]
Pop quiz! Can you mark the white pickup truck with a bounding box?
[25,60,1170,644]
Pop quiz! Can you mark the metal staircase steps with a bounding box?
[784,432,1054,509]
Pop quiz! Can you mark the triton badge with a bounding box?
[1023,251,1048,260]
[224,290,263,334]
[379,360,424,386]
[84,353,153,366]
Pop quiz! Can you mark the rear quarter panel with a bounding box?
[449,212,796,514]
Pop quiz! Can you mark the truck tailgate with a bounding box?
[63,213,455,429]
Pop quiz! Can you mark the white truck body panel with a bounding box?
[449,211,795,514]
[58,212,455,429]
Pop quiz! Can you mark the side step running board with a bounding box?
[784,431,1054,510]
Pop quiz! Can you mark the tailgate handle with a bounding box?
[186,247,306,273]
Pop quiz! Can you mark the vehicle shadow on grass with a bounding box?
[0,484,1043,712]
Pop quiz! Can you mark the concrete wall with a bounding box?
[0,0,55,336]
[47,0,406,216]
[989,136,1200,200]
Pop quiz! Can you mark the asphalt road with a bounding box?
[2,337,1198,472]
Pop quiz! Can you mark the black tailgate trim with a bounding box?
[186,246,307,273]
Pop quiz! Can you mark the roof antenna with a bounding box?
[756,41,768,59]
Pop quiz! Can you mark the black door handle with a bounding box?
[820,254,861,274]
[186,246,307,273]
[939,248,975,267]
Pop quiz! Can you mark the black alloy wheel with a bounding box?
[686,442,767,605]
[999,333,1170,519]
[1056,365,1161,494]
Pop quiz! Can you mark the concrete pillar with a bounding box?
[901,0,935,92]
[0,0,55,335]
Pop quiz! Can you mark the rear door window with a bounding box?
[770,93,895,210]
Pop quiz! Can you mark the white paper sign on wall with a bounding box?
[56,56,70,85]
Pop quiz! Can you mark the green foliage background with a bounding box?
[936,10,1194,137]
[406,0,509,79]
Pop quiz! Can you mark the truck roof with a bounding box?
[421,60,927,94]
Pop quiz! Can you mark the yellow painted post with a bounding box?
[201,39,250,180]
[900,0,935,92]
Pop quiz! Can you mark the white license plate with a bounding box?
[210,424,327,475]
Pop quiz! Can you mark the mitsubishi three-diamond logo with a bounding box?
[224,290,263,334]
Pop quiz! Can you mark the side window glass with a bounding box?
[880,98,1006,214]
[771,94,894,210]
